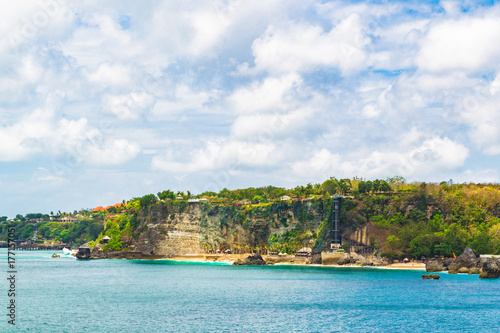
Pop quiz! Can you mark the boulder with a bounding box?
[468,267,481,275]
[337,257,349,265]
[321,251,349,265]
[426,259,445,272]
[422,274,440,280]
[479,259,500,279]
[350,252,366,265]
[448,247,477,273]
[443,258,454,269]
[233,254,266,266]
[457,267,469,274]
[311,252,322,265]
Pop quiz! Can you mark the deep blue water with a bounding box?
[2,249,500,332]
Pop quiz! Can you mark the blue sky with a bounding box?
[1,0,500,218]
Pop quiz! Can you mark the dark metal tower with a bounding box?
[331,194,342,250]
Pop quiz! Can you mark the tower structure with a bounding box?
[331,193,342,250]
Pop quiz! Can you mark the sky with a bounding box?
[1,0,500,218]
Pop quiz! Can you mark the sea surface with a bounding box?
[2,249,500,332]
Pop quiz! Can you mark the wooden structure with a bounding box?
[76,244,91,259]
[295,247,312,257]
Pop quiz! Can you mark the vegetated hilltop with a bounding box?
[2,177,500,258]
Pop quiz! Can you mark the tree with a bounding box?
[385,235,400,250]
[139,194,158,209]
[321,178,339,195]
[158,190,175,200]
[252,195,264,203]
[338,179,351,194]
[358,181,373,194]
[218,188,232,198]
[380,180,392,192]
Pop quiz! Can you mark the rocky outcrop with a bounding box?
[76,251,90,259]
[479,258,500,279]
[443,257,453,269]
[321,251,380,266]
[468,267,481,275]
[426,259,445,272]
[448,247,478,274]
[321,251,349,265]
[233,254,266,265]
[422,274,440,280]
[128,200,327,258]
[90,251,164,260]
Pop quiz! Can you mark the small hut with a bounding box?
[295,247,312,257]
[176,194,183,200]
[101,236,111,244]
[281,195,291,201]
[76,244,91,259]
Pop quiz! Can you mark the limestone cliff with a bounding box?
[127,199,332,256]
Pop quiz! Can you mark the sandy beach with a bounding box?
[164,253,427,270]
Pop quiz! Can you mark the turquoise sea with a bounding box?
[2,249,500,332]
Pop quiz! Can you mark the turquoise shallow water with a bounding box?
[2,249,500,332]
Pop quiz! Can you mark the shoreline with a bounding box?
[41,249,427,270]
[162,254,426,270]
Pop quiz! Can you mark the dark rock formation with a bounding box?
[443,258,453,269]
[336,257,349,265]
[233,254,266,265]
[89,250,164,260]
[426,259,445,272]
[448,247,477,274]
[468,267,481,275]
[422,274,440,280]
[76,251,91,259]
[311,252,322,264]
[479,258,500,279]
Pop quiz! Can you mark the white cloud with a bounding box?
[402,137,469,173]
[152,139,281,173]
[3,0,500,217]
[150,85,214,118]
[228,74,302,114]
[230,108,313,140]
[292,137,469,181]
[0,107,54,161]
[250,14,370,75]
[104,92,154,120]
[0,106,141,166]
[417,16,500,72]
[86,63,131,87]
[86,139,141,165]
[461,93,500,155]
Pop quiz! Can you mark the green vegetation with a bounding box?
[0,218,103,244]
[2,178,500,259]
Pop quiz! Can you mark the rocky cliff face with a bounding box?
[129,200,329,256]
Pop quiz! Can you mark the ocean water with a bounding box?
[2,249,500,332]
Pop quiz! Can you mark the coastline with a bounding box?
[161,253,426,270]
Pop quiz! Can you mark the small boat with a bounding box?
[63,248,78,256]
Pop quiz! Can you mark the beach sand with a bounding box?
[165,254,427,270]
[383,262,426,270]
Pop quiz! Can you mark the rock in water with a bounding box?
[426,259,445,272]
[233,254,266,265]
[479,259,500,279]
[448,247,478,273]
[422,274,440,280]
